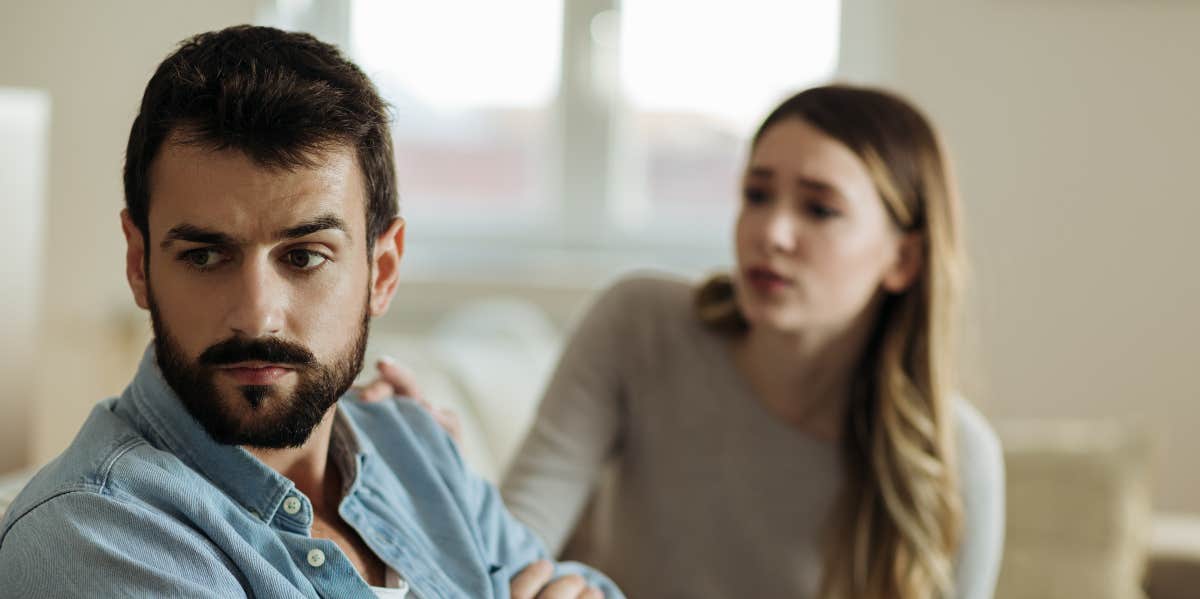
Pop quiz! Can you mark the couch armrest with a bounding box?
[1144,513,1200,599]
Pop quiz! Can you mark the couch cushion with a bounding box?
[994,421,1151,599]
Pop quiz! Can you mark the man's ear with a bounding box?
[368,218,406,317]
[881,232,924,294]
[120,209,151,310]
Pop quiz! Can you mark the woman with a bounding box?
[367,84,1004,598]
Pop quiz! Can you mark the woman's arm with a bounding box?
[500,281,637,555]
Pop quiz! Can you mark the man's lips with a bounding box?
[216,362,296,385]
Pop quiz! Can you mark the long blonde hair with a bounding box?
[696,85,966,598]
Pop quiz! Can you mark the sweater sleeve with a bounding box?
[500,279,638,555]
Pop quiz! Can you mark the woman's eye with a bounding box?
[807,202,840,219]
[743,188,770,204]
[285,249,328,270]
[181,248,225,270]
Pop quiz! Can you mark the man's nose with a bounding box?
[224,256,285,338]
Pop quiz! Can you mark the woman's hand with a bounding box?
[355,357,463,444]
[510,560,604,599]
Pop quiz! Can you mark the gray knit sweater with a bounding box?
[501,275,1005,598]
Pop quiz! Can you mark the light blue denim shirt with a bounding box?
[0,348,623,598]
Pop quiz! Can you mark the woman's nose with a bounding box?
[763,207,798,254]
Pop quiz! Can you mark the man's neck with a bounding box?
[244,409,339,510]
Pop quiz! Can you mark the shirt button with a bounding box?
[283,496,302,515]
[307,549,326,568]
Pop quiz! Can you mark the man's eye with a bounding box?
[181,248,225,270]
[285,250,328,270]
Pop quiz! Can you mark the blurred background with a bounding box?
[1,0,1199,596]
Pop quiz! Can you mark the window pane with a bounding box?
[614,0,841,236]
[351,0,562,231]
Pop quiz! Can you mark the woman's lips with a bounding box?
[745,267,794,295]
[218,364,295,385]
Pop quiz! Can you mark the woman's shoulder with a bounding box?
[950,397,1006,525]
[949,398,1007,593]
[589,271,699,326]
[598,271,694,305]
[951,398,1004,475]
[575,272,716,358]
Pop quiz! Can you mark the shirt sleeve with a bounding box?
[953,401,1007,599]
[500,280,636,554]
[384,396,627,598]
[465,463,625,598]
[0,491,247,598]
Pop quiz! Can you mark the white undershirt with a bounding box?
[369,568,409,598]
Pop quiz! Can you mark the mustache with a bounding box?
[198,337,316,368]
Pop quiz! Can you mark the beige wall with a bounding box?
[0,0,259,465]
[844,0,1200,511]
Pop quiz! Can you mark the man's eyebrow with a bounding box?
[159,214,349,250]
[276,214,350,240]
[160,225,241,250]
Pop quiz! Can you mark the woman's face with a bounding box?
[734,117,917,336]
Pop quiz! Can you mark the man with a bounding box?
[0,25,620,599]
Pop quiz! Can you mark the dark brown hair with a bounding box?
[697,84,966,598]
[123,25,397,250]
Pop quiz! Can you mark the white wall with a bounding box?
[842,0,1200,512]
[0,0,259,466]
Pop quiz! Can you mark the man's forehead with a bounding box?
[147,140,365,240]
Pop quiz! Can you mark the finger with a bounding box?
[360,379,393,402]
[580,587,603,599]
[435,408,463,444]
[410,393,435,413]
[510,559,554,599]
[376,357,424,400]
[535,574,587,599]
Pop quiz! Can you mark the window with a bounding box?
[351,0,562,234]
[269,0,841,280]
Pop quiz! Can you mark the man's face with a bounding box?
[127,139,392,448]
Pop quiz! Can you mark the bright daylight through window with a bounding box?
[349,0,840,277]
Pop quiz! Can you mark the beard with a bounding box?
[149,295,369,449]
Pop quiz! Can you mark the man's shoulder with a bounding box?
[2,400,138,525]
[338,396,481,519]
[0,398,198,542]
[339,395,461,469]
[0,470,246,597]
